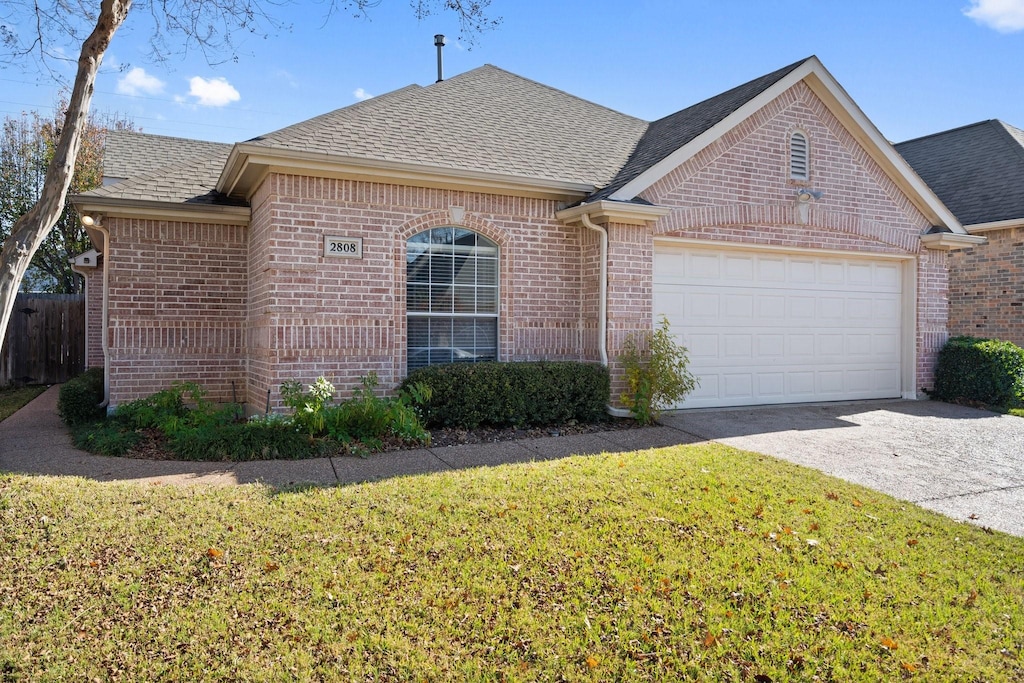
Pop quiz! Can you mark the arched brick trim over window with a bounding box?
[790,130,809,181]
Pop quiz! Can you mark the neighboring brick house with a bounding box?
[72,56,978,412]
[896,120,1024,346]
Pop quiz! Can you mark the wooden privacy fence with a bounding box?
[0,293,85,385]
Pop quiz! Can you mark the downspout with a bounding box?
[579,212,633,419]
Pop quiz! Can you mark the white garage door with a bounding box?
[653,244,903,408]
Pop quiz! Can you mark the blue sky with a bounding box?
[2,0,1023,144]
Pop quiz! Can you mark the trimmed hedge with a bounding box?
[932,336,1024,408]
[401,361,610,429]
[57,368,105,426]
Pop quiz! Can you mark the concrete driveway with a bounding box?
[660,399,1024,537]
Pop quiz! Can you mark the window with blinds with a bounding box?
[407,227,498,370]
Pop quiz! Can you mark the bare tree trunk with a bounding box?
[0,0,131,355]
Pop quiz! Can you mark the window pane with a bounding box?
[452,286,476,313]
[476,257,497,283]
[453,255,474,283]
[430,254,454,283]
[407,227,499,370]
[429,284,452,313]
[476,286,498,314]
[407,284,430,312]
[430,227,454,246]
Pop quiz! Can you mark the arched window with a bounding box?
[790,130,809,181]
[407,227,498,370]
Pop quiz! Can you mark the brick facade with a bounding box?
[105,218,247,406]
[948,227,1024,346]
[92,78,956,409]
[635,81,944,393]
[83,264,104,369]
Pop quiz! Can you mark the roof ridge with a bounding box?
[650,56,813,126]
[992,120,1024,165]
[106,129,230,147]
[246,83,425,144]
[450,64,646,124]
[895,119,999,146]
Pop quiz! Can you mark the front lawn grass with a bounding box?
[2,443,1022,681]
[0,384,46,423]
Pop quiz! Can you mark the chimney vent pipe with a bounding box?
[434,34,446,82]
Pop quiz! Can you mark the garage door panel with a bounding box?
[654,246,903,408]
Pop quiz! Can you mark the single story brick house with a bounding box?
[71,56,981,412]
[896,120,1024,346]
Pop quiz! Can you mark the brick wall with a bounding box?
[248,175,596,410]
[948,227,1024,346]
[84,264,104,369]
[106,218,247,406]
[638,80,945,396]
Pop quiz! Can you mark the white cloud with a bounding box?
[353,87,374,101]
[116,67,165,96]
[964,0,1024,32]
[272,68,299,89]
[187,76,241,107]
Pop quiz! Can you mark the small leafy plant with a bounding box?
[281,376,336,436]
[619,315,698,425]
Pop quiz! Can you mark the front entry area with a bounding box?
[653,242,905,408]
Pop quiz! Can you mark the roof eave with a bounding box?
[72,195,251,225]
[219,143,596,202]
[556,200,671,226]
[610,57,966,234]
[964,218,1024,234]
[920,232,987,251]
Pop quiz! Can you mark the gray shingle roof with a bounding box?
[83,59,822,209]
[244,65,648,187]
[84,149,244,206]
[587,58,811,201]
[895,120,1024,226]
[103,130,231,182]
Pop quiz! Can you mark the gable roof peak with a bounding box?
[589,56,816,201]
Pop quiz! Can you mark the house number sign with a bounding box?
[323,236,362,258]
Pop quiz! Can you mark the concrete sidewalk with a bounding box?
[0,386,700,487]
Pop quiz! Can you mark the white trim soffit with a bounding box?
[920,232,987,250]
[556,200,671,225]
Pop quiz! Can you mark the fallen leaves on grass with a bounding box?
[880,636,899,651]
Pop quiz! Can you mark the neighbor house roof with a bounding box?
[102,130,232,183]
[895,120,1024,228]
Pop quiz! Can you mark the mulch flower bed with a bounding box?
[117,418,642,461]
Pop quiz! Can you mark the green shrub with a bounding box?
[170,420,316,461]
[619,316,698,425]
[70,421,142,456]
[113,381,238,436]
[932,336,1024,408]
[57,368,105,426]
[325,374,431,447]
[402,361,609,429]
